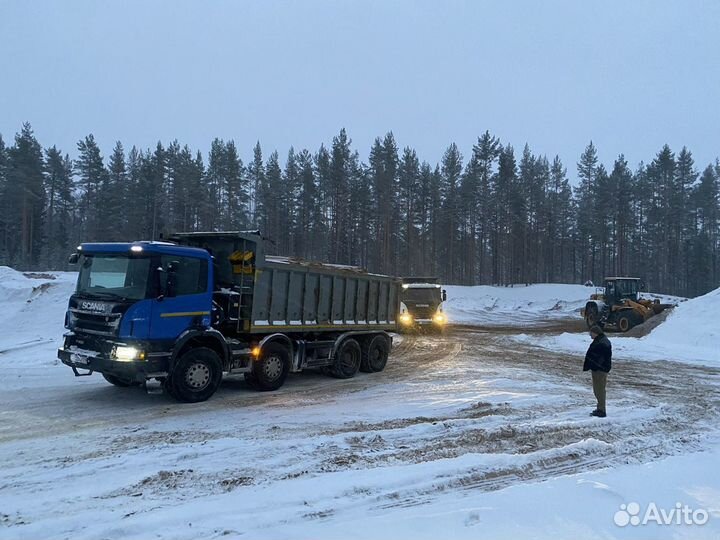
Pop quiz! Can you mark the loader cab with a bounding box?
[604,277,641,305]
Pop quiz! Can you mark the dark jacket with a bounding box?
[583,334,612,373]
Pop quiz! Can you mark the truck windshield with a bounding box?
[77,255,152,301]
[402,287,441,304]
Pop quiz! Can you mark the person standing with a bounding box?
[584,324,612,417]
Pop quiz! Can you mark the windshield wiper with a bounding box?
[77,291,130,302]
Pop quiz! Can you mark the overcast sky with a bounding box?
[1,0,718,177]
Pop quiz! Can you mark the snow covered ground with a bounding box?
[443,283,593,325]
[515,286,719,367]
[1,268,719,539]
[443,283,683,327]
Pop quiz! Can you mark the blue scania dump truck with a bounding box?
[58,231,400,402]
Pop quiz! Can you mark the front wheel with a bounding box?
[617,313,635,332]
[167,347,223,403]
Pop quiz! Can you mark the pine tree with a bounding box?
[328,129,353,264]
[222,140,247,230]
[397,147,420,275]
[43,146,75,266]
[462,131,501,283]
[106,141,127,240]
[294,148,322,259]
[608,155,633,277]
[283,147,300,254]
[75,134,108,241]
[439,143,463,282]
[369,133,398,273]
[6,124,46,266]
[576,141,599,282]
[314,144,331,260]
[261,151,283,250]
[548,156,573,281]
[248,142,264,226]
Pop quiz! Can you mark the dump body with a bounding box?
[170,232,400,335]
[251,257,399,332]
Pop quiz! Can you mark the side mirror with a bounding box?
[68,253,79,264]
[166,261,179,298]
[640,281,647,292]
[442,289,447,302]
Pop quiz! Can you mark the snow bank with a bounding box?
[0,266,76,362]
[444,283,593,325]
[516,286,720,366]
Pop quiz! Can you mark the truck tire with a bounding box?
[360,335,389,373]
[330,339,361,379]
[162,377,180,400]
[167,347,223,403]
[102,373,134,387]
[249,342,290,391]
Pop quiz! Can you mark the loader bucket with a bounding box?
[652,303,674,315]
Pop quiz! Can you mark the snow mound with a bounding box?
[646,286,719,347]
[444,283,592,326]
[516,286,720,366]
[0,266,76,358]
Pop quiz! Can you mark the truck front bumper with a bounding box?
[58,334,170,383]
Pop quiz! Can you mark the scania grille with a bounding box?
[70,309,121,336]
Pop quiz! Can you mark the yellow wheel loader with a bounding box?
[581,277,674,332]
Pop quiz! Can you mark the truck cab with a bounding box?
[398,277,448,332]
[58,241,227,399]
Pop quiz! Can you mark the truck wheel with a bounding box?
[168,347,223,403]
[330,339,361,379]
[360,335,389,373]
[162,377,180,399]
[250,342,290,391]
[617,314,634,332]
[102,373,134,387]
[243,372,259,390]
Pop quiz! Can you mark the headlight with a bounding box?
[114,346,146,361]
[399,313,413,325]
[433,312,447,325]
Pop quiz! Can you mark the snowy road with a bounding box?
[2,322,720,539]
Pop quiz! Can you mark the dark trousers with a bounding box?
[591,370,608,412]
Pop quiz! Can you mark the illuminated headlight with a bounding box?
[399,313,413,325]
[114,346,146,362]
[433,312,447,325]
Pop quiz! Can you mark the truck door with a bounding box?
[151,255,213,339]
